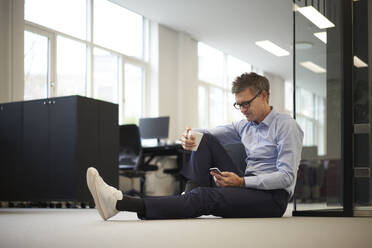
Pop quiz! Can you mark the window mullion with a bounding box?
[50,32,57,98]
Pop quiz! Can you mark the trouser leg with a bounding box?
[181,133,243,187]
[141,187,289,220]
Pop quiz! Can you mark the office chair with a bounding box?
[119,124,157,197]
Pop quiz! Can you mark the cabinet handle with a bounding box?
[48,101,52,104]
[43,101,46,105]
[52,101,56,104]
[0,106,3,111]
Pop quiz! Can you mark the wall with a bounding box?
[155,25,198,143]
[0,0,24,103]
[158,26,180,142]
[264,72,286,113]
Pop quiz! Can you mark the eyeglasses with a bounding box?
[233,90,262,110]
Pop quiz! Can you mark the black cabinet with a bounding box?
[0,96,118,203]
[0,102,22,201]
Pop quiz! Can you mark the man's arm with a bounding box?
[243,118,304,192]
[181,120,245,151]
[198,121,244,145]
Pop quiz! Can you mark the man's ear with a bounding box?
[261,90,268,100]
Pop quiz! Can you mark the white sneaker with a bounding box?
[86,167,123,220]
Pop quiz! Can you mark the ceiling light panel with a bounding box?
[313,32,327,44]
[298,6,335,29]
[300,61,326,73]
[255,40,290,57]
[354,56,368,68]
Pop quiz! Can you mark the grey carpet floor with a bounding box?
[1,207,372,248]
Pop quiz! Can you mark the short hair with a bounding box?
[231,72,270,103]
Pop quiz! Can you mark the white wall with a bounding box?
[0,0,24,103]
[264,72,286,113]
[155,25,198,142]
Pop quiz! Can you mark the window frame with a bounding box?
[197,42,252,128]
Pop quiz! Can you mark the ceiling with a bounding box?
[110,0,294,81]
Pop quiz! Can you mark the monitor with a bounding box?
[139,116,169,144]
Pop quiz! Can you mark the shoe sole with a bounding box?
[86,167,105,220]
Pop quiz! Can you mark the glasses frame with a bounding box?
[233,90,262,110]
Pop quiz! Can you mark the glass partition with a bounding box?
[293,0,346,215]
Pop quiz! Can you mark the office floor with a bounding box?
[1,205,372,248]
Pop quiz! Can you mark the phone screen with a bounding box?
[209,167,222,175]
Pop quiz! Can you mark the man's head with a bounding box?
[232,72,271,123]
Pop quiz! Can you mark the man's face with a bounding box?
[235,88,267,123]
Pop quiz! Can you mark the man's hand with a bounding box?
[210,171,245,188]
[181,127,195,151]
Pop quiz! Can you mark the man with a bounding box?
[87,72,303,220]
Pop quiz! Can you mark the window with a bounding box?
[198,43,224,86]
[24,0,148,124]
[227,55,252,84]
[25,0,87,40]
[94,0,143,58]
[93,48,120,103]
[227,93,242,123]
[24,31,49,100]
[209,87,225,127]
[124,64,143,124]
[56,36,87,97]
[198,86,208,128]
[198,42,252,128]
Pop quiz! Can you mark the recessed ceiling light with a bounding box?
[298,6,335,29]
[354,56,368,68]
[255,40,290,57]
[314,32,327,44]
[300,61,326,73]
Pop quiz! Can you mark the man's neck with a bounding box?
[254,105,272,124]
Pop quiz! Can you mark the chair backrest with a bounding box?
[119,124,146,170]
[119,124,142,157]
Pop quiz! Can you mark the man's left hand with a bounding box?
[210,171,245,188]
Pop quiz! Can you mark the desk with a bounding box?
[142,144,190,193]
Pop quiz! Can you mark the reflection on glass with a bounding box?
[94,48,120,103]
[94,0,143,58]
[198,86,208,128]
[209,87,224,128]
[56,36,87,97]
[294,0,342,213]
[124,64,143,124]
[284,82,293,114]
[198,42,224,86]
[25,0,86,40]
[24,31,49,100]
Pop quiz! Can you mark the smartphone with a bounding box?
[209,167,222,175]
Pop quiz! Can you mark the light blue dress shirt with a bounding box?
[203,108,304,197]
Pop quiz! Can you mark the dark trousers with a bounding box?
[141,133,289,219]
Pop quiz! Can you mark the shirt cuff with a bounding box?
[244,176,259,189]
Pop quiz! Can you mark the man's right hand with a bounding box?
[181,127,196,151]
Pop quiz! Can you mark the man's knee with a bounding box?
[188,187,226,215]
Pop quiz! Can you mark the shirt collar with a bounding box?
[248,106,276,128]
